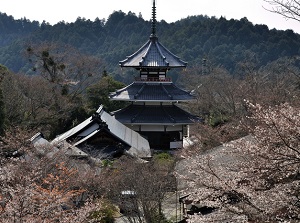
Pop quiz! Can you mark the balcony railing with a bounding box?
[134,77,172,82]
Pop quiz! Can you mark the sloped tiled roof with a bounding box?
[110,82,195,101]
[51,105,151,158]
[113,104,198,125]
[119,36,187,68]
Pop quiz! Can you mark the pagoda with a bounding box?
[110,0,197,149]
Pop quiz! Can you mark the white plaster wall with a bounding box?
[166,125,182,131]
[141,125,165,131]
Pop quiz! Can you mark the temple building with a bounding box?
[110,0,197,150]
[31,105,151,160]
[31,1,197,157]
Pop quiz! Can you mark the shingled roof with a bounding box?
[119,36,187,69]
[110,82,195,101]
[51,105,151,158]
[112,104,199,125]
[119,0,186,69]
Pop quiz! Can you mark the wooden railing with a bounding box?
[134,77,172,82]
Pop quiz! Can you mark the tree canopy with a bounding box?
[0,11,300,83]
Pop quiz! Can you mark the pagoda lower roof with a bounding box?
[112,104,198,125]
[110,82,195,102]
[119,36,187,68]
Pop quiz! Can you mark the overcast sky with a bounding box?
[1,0,300,33]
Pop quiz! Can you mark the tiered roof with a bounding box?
[112,1,198,129]
[112,104,198,125]
[119,36,187,69]
[110,82,195,101]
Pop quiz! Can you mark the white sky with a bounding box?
[1,0,300,33]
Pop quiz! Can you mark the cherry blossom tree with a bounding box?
[177,102,300,222]
[0,160,92,223]
[0,128,114,222]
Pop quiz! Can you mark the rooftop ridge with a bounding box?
[160,83,173,100]
[139,41,154,66]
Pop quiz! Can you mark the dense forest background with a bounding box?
[1,10,300,84]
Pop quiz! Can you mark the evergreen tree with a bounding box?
[87,74,126,112]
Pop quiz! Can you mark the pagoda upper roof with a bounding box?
[110,82,195,102]
[119,36,187,69]
[112,104,199,125]
[119,0,187,69]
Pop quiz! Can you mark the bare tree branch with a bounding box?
[264,0,300,22]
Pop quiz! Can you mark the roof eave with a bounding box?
[110,98,195,102]
[121,122,195,125]
[119,65,187,69]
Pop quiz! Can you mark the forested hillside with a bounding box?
[1,10,300,82]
